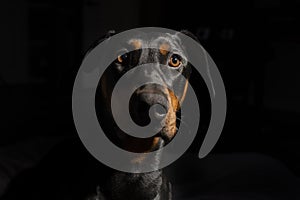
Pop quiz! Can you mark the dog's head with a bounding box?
[95,31,194,158]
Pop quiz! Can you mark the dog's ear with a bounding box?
[84,30,116,58]
[180,30,200,43]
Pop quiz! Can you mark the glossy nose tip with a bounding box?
[152,104,167,120]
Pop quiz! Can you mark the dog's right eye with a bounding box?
[117,53,128,64]
[168,54,182,68]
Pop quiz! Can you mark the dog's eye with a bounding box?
[168,54,182,68]
[117,53,128,63]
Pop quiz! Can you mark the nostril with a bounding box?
[148,104,166,121]
[153,105,166,119]
[129,94,152,126]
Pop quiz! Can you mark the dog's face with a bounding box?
[96,32,192,158]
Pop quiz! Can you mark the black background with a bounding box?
[0,0,300,198]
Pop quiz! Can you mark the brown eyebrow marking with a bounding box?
[129,39,142,49]
[159,43,170,56]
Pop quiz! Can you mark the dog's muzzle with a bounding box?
[129,84,171,143]
[131,85,168,121]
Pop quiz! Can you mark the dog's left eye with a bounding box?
[168,54,182,68]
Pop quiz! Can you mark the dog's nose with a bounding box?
[129,88,168,127]
[152,104,166,120]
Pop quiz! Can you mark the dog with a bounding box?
[89,30,195,200]
[1,30,196,200]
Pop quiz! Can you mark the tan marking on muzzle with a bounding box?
[168,89,180,112]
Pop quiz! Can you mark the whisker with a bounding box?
[176,117,189,128]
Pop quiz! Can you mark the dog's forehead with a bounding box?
[127,33,184,52]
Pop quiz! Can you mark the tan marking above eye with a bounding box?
[159,43,170,55]
[129,39,142,49]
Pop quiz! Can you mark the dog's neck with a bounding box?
[103,170,164,200]
[97,150,171,200]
